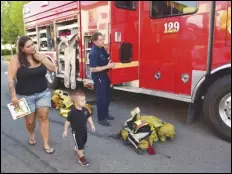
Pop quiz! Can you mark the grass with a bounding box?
[1,55,12,62]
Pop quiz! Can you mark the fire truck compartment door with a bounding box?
[109,1,139,85]
[109,43,138,85]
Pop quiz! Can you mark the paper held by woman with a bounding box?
[7,98,31,120]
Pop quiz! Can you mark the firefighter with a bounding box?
[89,32,115,127]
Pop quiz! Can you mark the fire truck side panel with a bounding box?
[138,1,231,96]
[139,2,203,95]
[109,2,139,85]
[23,1,74,19]
[80,1,110,85]
[22,1,231,94]
[211,1,231,71]
[139,1,175,93]
[24,1,78,29]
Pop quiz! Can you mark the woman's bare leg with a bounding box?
[36,107,51,149]
[24,112,36,143]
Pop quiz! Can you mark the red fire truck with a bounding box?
[23,1,231,141]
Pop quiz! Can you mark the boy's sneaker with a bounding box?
[79,156,89,167]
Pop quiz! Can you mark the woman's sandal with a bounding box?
[29,138,36,145]
[44,147,55,154]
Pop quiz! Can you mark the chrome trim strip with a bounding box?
[113,86,191,103]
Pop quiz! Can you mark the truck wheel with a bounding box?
[203,74,231,142]
[46,71,59,89]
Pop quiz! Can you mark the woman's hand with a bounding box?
[33,52,44,62]
[33,52,57,72]
[11,95,19,107]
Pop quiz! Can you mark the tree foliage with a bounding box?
[1,1,29,45]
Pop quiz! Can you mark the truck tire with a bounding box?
[203,74,231,142]
[46,71,59,89]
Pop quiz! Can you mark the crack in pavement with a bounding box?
[1,131,58,173]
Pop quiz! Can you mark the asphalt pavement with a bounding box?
[1,61,231,173]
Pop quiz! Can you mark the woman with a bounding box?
[8,36,56,154]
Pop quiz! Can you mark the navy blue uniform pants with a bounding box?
[93,75,111,121]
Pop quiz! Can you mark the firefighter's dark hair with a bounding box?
[91,32,103,42]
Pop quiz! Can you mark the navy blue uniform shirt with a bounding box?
[89,44,110,80]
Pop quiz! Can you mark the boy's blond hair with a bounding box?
[71,89,85,103]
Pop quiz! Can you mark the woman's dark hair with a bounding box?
[17,36,39,67]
